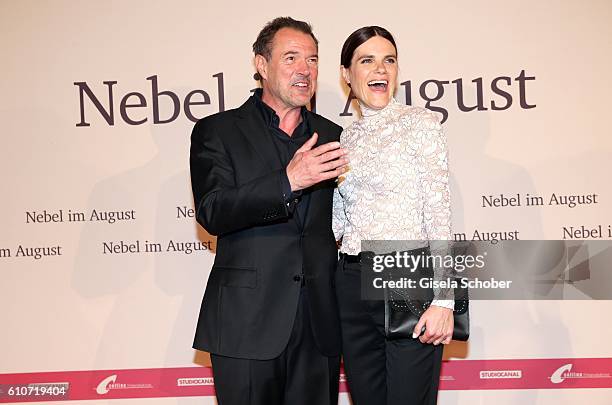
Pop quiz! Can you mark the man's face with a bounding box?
[256,28,318,110]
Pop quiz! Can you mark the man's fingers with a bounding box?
[316,148,348,164]
[320,157,349,172]
[309,140,343,157]
[289,135,348,190]
[296,132,319,154]
[314,166,348,182]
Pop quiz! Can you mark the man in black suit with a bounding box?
[190,17,348,405]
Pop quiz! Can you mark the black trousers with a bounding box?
[210,288,340,405]
[335,257,444,405]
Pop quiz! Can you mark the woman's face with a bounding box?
[342,35,398,110]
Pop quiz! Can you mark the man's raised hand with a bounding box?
[286,132,349,192]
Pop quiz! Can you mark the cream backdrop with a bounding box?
[1,0,612,404]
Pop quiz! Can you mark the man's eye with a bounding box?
[308,58,318,64]
[286,56,295,62]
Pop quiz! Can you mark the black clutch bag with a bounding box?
[384,277,470,341]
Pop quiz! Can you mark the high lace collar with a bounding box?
[359,97,400,119]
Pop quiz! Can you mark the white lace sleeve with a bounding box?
[414,110,454,306]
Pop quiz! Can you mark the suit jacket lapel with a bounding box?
[234,99,332,231]
[235,97,283,171]
[234,96,302,230]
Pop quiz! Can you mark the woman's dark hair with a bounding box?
[340,26,397,68]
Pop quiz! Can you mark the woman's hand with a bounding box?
[412,306,453,345]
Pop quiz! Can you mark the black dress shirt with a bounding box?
[253,89,311,227]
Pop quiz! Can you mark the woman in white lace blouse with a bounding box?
[333,26,453,405]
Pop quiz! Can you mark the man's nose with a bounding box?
[295,58,310,75]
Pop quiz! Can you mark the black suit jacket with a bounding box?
[190,95,342,360]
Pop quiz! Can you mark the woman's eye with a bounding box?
[360,58,372,64]
[386,58,397,63]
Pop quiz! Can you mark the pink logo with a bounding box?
[96,375,117,395]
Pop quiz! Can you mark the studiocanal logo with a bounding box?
[479,370,522,379]
[176,377,214,387]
